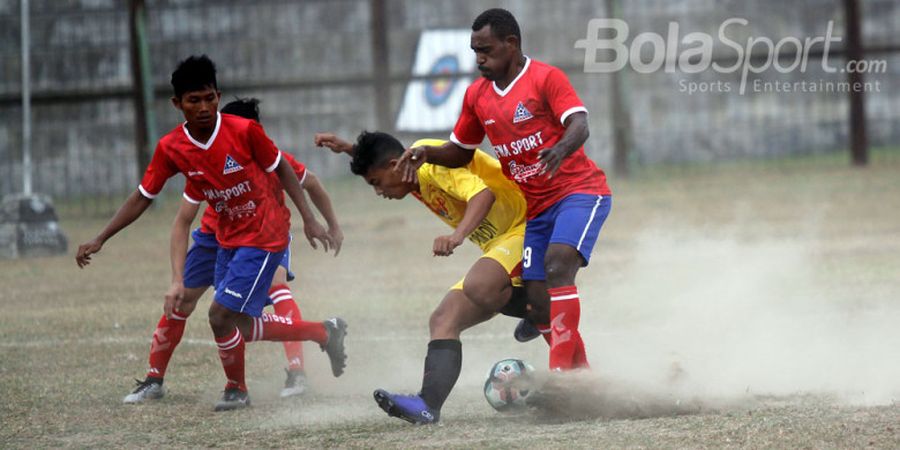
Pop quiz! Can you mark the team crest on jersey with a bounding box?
[428,195,451,219]
[223,155,243,175]
[512,101,533,124]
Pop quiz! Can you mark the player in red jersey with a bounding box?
[122,98,340,404]
[397,9,612,372]
[76,56,348,411]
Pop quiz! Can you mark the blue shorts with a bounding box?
[214,246,287,317]
[522,194,611,281]
[183,228,294,289]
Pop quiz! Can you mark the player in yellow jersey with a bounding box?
[315,131,537,424]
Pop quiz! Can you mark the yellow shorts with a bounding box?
[450,230,524,291]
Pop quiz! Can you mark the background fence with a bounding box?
[0,0,898,215]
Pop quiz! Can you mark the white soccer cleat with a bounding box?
[280,369,308,398]
[123,378,165,404]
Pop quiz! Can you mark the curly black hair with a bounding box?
[349,131,405,176]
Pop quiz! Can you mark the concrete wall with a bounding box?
[0,0,897,203]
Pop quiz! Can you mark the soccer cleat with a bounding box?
[123,377,165,404]
[320,317,348,377]
[514,319,542,343]
[373,389,439,425]
[280,368,308,398]
[214,388,251,411]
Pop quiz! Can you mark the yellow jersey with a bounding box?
[410,138,527,252]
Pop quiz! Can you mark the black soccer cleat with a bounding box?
[214,388,251,412]
[320,317,348,377]
[373,389,439,425]
[514,319,542,343]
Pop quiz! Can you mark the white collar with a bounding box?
[492,56,531,97]
[182,112,221,150]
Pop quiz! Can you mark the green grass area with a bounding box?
[1,160,899,448]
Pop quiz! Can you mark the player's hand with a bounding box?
[75,237,104,268]
[328,225,344,257]
[314,133,353,154]
[395,146,428,183]
[537,146,567,179]
[304,218,334,253]
[433,233,464,257]
[164,281,184,319]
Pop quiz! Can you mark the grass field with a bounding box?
[2,159,899,448]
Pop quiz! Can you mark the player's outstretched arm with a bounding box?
[433,188,495,257]
[314,133,354,156]
[301,171,343,256]
[396,141,475,183]
[538,112,590,178]
[165,198,200,319]
[75,190,153,268]
[275,157,334,253]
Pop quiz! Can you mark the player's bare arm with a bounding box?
[275,156,333,252]
[301,170,343,256]
[165,198,200,319]
[433,189,495,257]
[314,132,355,155]
[75,190,153,268]
[396,141,475,183]
[538,112,589,178]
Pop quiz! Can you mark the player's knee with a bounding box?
[177,298,199,317]
[428,308,460,338]
[428,308,447,335]
[271,267,288,286]
[462,283,505,312]
[544,257,578,286]
[207,305,230,332]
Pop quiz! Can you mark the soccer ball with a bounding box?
[483,358,536,412]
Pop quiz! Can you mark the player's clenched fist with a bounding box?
[433,233,464,257]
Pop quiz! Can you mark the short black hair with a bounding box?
[171,55,217,98]
[350,131,404,176]
[221,97,261,122]
[472,8,521,45]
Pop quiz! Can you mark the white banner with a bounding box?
[396,29,474,132]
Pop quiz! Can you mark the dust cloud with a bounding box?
[537,229,900,420]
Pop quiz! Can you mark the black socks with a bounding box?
[419,339,462,412]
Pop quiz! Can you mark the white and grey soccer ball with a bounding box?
[483,358,536,412]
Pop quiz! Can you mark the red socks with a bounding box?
[146,310,188,379]
[548,285,589,371]
[269,284,305,371]
[215,328,246,391]
[248,314,327,345]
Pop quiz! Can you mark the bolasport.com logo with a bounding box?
[575,18,887,95]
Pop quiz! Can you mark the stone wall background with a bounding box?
[0,0,897,212]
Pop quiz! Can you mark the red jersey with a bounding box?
[197,152,307,235]
[451,58,611,219]
[139,112,290,252]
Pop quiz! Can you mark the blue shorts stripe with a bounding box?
[215,246,286,317]
[577,195,603,251]
[241,252,271,313]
